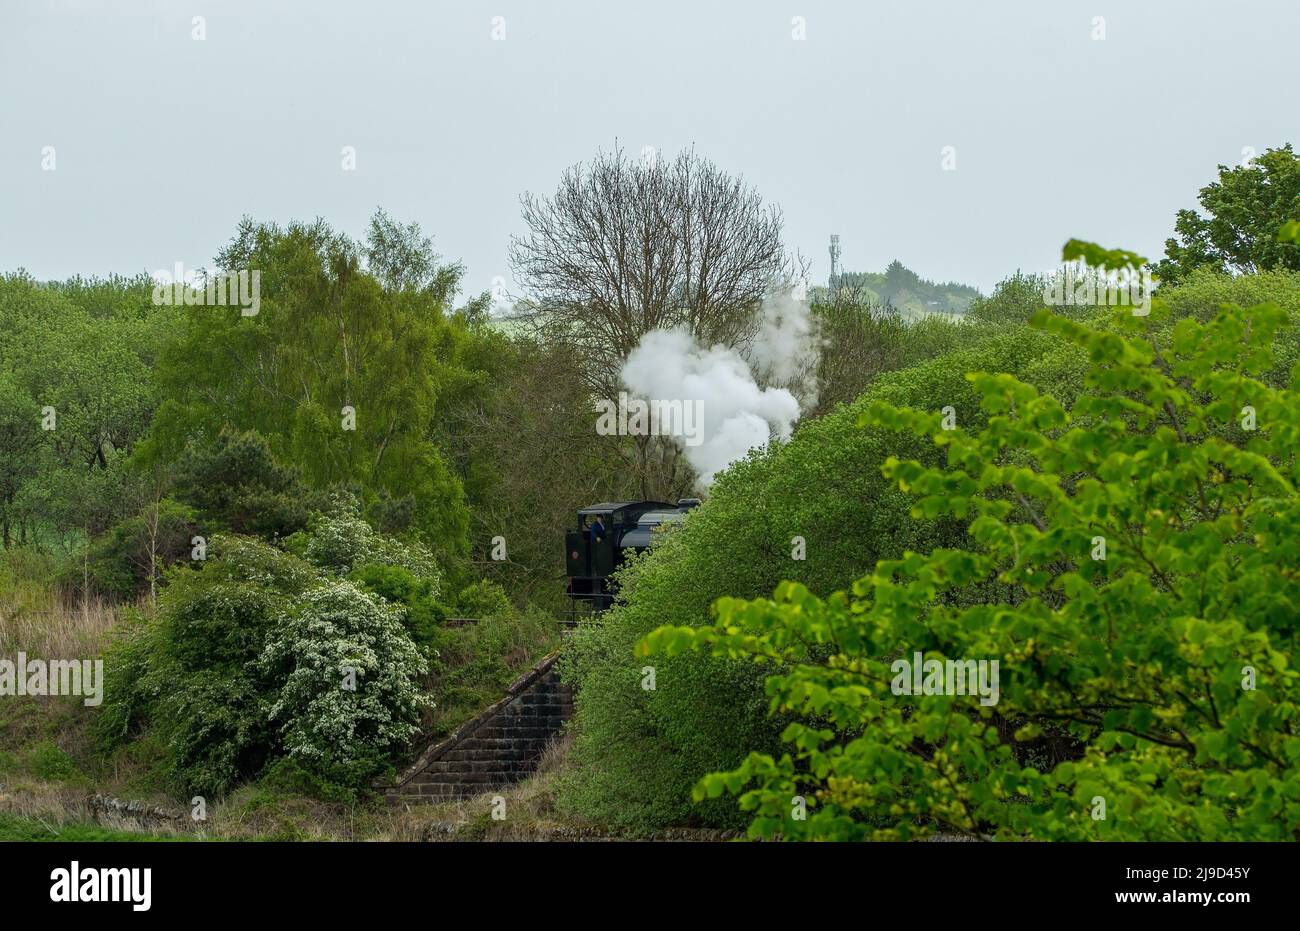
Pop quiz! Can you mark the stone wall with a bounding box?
[384,651,571,805]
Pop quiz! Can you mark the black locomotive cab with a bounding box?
[565,499,700,614]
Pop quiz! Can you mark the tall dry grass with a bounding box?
[0,597,126,658]
[0,546,132,658]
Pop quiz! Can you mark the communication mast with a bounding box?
[829,234,841,289]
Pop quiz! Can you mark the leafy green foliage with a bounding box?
[1062,239,1149,275]
[642,295,1300,840]
[429,328,645,607]
[453,579,512,619]
[96,514,431,799]
[348,562,444,658]
[143,214,473,559]
[557,326,1059,833]
[257,580,431,788]
[810,294,990,416]
[0,271,167,550]
[1154,145,1300,285]
[965,273,1054,325]
[172,429,321,540]
[26,740,84,783]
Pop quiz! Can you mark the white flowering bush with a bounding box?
[258,580,432,785]
[96,524,437,798]
[302,506,440,590]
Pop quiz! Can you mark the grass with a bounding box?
[0,545,130,658]
[0,736,606,842]
[0,782,192,841]
[0,812,182,842]
[0,596,123,658]
[0,548,118,798]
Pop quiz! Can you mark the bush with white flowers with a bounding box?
[302,505,440,589]
[258,580,431,783]
[96,516,438,798]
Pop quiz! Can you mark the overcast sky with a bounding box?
[2,0,1297,302]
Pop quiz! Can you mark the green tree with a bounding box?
[0,374,43,548]
[171,429,320,540]
[1154,145,1300,285]
[643,294,1300,841]
[0,271,164,550]
[144,214,473,558]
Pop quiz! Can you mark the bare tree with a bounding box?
[509,145,792,400]
[509,145,795,497]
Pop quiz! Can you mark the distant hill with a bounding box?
[814,260,981,319]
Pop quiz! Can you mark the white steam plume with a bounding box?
[620,290,820,491]
[748,287,820,409]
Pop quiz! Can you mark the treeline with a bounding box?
[0,202,1008,617]
[0,213,628,610]
[832,259,981,316]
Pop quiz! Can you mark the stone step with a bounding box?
[458,734,554,750]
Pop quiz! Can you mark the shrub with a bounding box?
[643,296,1300,840]
[966,273,1051,325]
[95,536,311,794]
[348,562,443,657]
[301,500,440,587]
[95,518,433,799]
[27,741,82,783]
[255,757,357,804]
[257,580,431,788]
[453,579,512,619]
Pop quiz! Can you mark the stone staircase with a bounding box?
[384,651,572,805]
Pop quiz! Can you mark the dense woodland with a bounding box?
[2,144,1299,840]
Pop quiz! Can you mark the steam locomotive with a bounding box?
[565,499,700,612]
